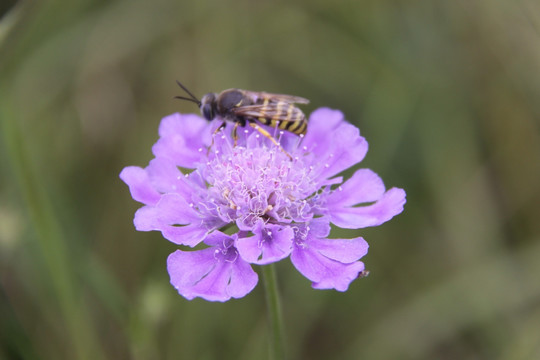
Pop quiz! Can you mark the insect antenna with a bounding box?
[174,95,200,104]
[175,80,201,106]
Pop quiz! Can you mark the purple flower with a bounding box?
[120,108,406,301]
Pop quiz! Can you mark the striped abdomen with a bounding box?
[257,100,307,136]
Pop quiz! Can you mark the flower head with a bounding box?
[120,108,406,301]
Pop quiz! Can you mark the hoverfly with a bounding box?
[174,81,309,158]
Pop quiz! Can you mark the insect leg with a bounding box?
[207,121,227,155]
[248,122,292,160]
[232,122,240,146]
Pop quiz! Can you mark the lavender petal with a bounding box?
[326,168,386,207]
[167,243,258,302]
[152,113,212,168]
[328,187,406,229]
[236,222,294,265]
[133,193,219,246]
[291,241,366,292]
[119,166,160,206]
[301,108,368,179]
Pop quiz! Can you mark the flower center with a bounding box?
[201,131,319,229]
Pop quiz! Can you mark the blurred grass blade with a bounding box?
[0,99,104,359]
[0,2,21,48]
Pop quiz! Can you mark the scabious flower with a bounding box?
[120,108,406,301]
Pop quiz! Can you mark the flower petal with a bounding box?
[203,230,232,247]
[302,108,344,150]
[167,243,258,302]
[146,157,197,199]
[152,113,213,168]
[328,187,406,229]
[326,169,386,207]
[291,242,366,292]
[227,256,259,298]
[303,217,331,239]
[236,222,294,265]
[119,166,160,206]
[291,222,369,291]
[150,193,201,224]
[168,248,216,292]
[133,193,222,246]
[310,261,365,291]
[161,224,209,247]
[133,206,208,246]
[168,248,227,301]
[319,123,368,179]
[301,108,368,179]
[309,236,369,264]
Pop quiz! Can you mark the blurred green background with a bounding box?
[1,0,540,359]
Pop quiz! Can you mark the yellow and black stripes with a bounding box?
[224,89,309,137]
[256,100,307,135]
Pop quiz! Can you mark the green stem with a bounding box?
[261,264,285,360]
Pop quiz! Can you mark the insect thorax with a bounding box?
[217,90,252,117]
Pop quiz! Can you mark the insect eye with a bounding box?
[202,104,214,120]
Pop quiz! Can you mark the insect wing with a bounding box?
[232,103,288,120]
[242,90,310,104]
